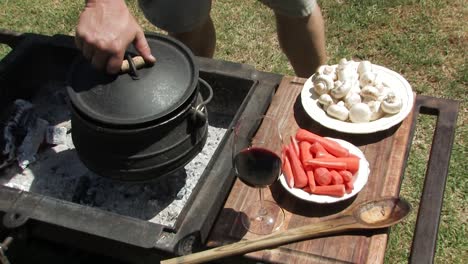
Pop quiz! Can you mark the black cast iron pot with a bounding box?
[66,33,213,181]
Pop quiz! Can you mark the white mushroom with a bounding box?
[381,92,403,114]
[318,94,334,111]
[326,104,349,121]
[349,103,372,123]
[350,81,362,94]
[337,59,359,82]
[360,85,381,101]
[312,73,334,95]
[373,73,384,87]
[367,100,384,121]
[337,66,359,83]
[376,84,391,101]
[338,58,348,66]
[359,71,377,87]
[310,58,405,124]
[330,80,353,99]
[334,80,343,88]
[357,61,372,75]
[316,65,337,80]
[344,92,362,109]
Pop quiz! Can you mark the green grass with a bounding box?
[1,0,466,263]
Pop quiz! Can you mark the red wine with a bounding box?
[234,147,282,187]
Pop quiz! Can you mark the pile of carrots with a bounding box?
[281,129,361,197]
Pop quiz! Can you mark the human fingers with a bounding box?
[91,50,111,72]
[82,43,95,61]
[133,29,156,64]
[106,51,125,75]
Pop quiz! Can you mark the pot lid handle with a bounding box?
[120,54,155,78]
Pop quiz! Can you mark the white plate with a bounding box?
[300,64,414,134]
[279,137,370,203]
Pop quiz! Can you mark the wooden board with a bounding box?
[207,76,414,263]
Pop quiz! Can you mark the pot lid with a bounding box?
[67,33,198,126]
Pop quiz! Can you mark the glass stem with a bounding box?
[258,187,267,216]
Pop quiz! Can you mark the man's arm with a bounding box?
[75,0,156,74]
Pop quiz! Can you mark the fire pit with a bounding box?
[0,32,282,262]
[1,83,228,228]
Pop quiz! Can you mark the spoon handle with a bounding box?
[161,215,359,264]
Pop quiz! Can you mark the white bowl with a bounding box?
[301,64,413,134]
[278,137,370,203]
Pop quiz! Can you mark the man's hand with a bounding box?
[75,0,156,74]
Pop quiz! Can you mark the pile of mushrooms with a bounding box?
[311,58,403,123]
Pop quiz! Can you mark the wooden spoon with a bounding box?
[161,196,411,264]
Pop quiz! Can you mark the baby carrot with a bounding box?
[345,180,354,194]
[302,186,312,194]
[304,159,347,171]
[296,129,350,157]
[306,169,316,192]
[286,145,308,188]
[305,157,360,173]
[290,135,300,158]
[310,142,334,158]
[282,150,295,188]
[343,170,357,193]
[330,170,344,185]
[299,141,313,165]
[314,167,332,186]
[312,184,346,197]
[338,170,354,182]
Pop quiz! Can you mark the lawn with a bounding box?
[0,0,466,263]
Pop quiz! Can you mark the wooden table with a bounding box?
[207,75,459,263]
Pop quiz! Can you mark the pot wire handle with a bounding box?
[196,78,214,112]
[191,78,214,125]
[124,53,139,79]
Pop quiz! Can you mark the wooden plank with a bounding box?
[409,96,459,263]
[207,76,414,263]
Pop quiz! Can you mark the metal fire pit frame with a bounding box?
[0,30,282,262]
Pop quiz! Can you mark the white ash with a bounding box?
[45,125,68,145]
[0,83,228,228]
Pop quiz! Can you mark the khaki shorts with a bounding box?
[138,0,317,33]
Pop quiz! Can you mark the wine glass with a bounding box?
[232,114,285,235]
